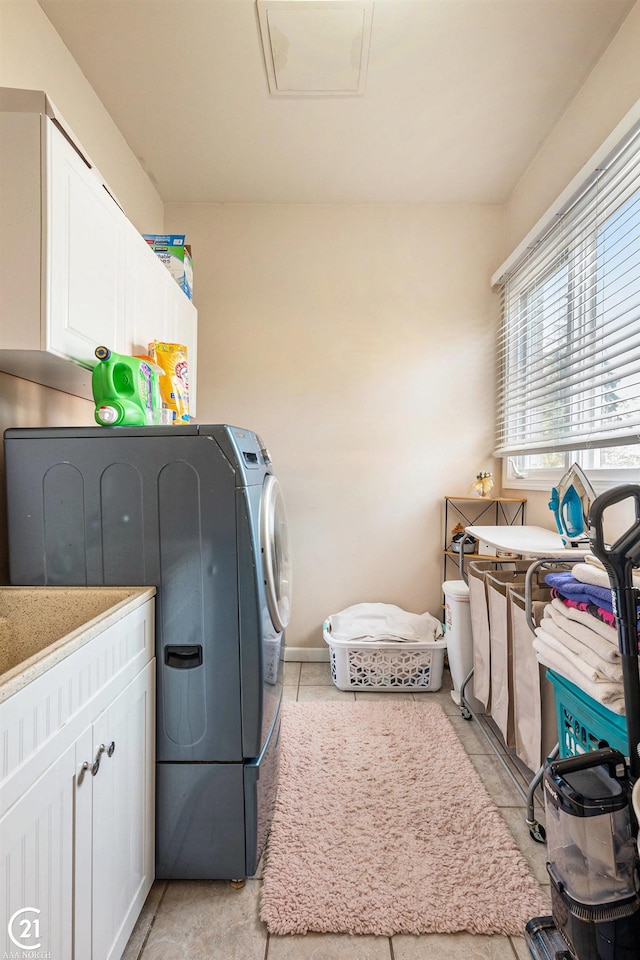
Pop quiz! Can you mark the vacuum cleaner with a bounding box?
[526,484,640,960]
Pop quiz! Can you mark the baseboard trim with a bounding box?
[284,647,330,662]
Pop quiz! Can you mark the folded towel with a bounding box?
[534,624,620,683]
[555,595,618,632]
[573,562,617,591]
[533,636,626,715]
[585,552,640,588]
[545,571,614,611]
[550,597,620,645]
[541,610,622,680]
[327,603,444,643]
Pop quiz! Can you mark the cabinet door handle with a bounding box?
[78,761,90,785]
[92,743,107,776]
[107,740,116,758]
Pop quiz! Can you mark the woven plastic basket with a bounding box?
[323,622,447,692]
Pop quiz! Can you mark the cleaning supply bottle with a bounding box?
[92,346,161,426]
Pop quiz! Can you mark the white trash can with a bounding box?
[442,579,483,713]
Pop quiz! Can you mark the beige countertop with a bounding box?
[0,586,156,703]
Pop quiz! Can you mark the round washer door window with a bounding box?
[261,475,292,632]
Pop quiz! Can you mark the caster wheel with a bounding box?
[230,878,246,889]
[529,822,546,844]
[460,706,472,721]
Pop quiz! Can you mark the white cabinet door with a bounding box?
[0,743,76,958]
[91,660,155,960]
[124,220,172,357]
[47,120,126,366]
[170,291,198,416]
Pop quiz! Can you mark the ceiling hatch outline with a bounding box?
[256,0,374,97]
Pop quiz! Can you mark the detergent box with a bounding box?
[143,234,193,299]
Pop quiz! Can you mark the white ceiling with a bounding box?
[37,0,634,204]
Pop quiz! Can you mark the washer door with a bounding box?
[261,475,292,632]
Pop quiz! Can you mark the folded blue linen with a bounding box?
[545,571,614,612]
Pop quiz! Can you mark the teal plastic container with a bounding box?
[547,669,628,758]
[92,346,161,426]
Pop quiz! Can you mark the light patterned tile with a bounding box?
[420,688,461,715]
[296,684,356,702]
[268,932,391,959]
[139,880,266,960]
[392,932,518,959]
[511,933,536,958]
[468,754,527,807]
[447,715,496,754]
[498,807,551,890]
[299,662,334,685]
[283,661,301,685]
[282,684,298,702]
[122,882,167,960]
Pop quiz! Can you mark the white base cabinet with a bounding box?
[1,744,76,957]
[0,597,155,959]
[76,661,155,960]
[0,88,197,414]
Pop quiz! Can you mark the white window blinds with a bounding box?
[495,124,640,457]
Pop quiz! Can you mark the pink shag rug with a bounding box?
[260,700,548,937]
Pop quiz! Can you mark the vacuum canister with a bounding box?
[92,346,161,426]
[544,748,640,960]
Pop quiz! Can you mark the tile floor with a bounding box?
[123,662,548,960]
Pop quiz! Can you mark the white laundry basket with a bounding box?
[323,621,447,692]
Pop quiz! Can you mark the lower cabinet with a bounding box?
[76,661,156,960]
[0,598,156,959]
[0,744,76,957]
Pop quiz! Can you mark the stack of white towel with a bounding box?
[533,554,636,715]
[326,603,444,643]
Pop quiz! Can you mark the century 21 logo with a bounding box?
[7,907,42,949]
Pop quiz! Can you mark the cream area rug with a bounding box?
[260,700,548,937]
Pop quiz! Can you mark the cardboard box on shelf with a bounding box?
[478,539,497,557]
[143,234,193,299]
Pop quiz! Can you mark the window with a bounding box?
[496,122,640,485]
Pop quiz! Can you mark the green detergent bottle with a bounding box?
[92,346,161,426]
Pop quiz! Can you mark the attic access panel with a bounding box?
[256,0,374,96]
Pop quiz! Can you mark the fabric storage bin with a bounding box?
[547,668,628,758]
[467,559,531,711]
[509,587,558,771]
[323,624,447,692]
[485,567,533,748]
[467,560,494,709]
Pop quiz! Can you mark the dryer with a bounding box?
[4,423,292,880]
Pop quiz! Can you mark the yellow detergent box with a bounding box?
[148,340,190,424]
[143,234,193,299]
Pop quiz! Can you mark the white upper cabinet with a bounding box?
[47,119,127,366]
[168,280,199,417]
[123,221,198,416]
[124,219,171,357]
[0,88,197,408]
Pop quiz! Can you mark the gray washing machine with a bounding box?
[4,423,292,880]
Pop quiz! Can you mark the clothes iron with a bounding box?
[549,463,596,546]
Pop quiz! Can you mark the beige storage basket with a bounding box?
[509,587,558,772]
[467,560,531,713]
[485,569,531,748]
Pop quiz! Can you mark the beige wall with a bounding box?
[504,2,640,256]
[501,1,640,520]
[165,202,502,648]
